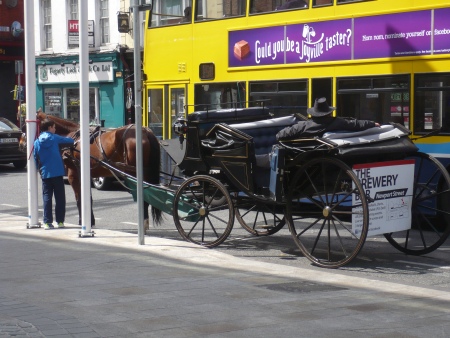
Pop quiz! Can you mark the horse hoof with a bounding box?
[144,219,149,231]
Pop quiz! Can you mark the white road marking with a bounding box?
[395,260,450,269]
[1,204,20,208]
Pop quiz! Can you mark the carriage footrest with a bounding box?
[269,145,285,202]
[124,177,200,222]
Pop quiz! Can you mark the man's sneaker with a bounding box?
[43,223,54,230]
[56,222,65,229]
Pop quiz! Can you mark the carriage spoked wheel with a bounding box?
[285,157,369,268]
[173,175,234,248]
[234,194,286,236]
[384,152,450,255]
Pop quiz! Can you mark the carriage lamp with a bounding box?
[173,118,188,136]
[173,118,188,149]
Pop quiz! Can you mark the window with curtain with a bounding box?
[69,0,78,20]
[100,0,110,44]
[43,0,52,50]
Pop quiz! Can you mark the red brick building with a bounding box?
[0,0,25,123]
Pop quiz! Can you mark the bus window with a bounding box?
[337,75,410,127]
[337,0,370,4]
[249,80,308,116]
[150,0,192,27]
[170,88,185,138]
[194,82,246,111]
[196,0,246,20]
[415,74,450,134]
[311,78,332,106]
[148,89,163,138]
[251,0,309,14]
[313,0,332,7]
[275,0,309,11]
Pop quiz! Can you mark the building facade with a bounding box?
[0,0,25,124]
[34,0,142,128]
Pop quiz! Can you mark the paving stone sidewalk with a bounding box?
[1,213,450,337]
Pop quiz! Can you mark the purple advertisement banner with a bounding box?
[228,26,285,67]
[285,20,352,63]
[228,8,450,68]
[434,7,450,54]
[354,11,431,59]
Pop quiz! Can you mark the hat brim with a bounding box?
[307,106,336,117]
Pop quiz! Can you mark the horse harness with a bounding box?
[67,124,138,173]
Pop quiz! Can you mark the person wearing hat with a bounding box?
[276,97,380,140]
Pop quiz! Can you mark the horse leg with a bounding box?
[67,167,82,225]
[67,167,96,226]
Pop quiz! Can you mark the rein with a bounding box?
[66,124,138,187]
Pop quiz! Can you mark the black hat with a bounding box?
[307,97,336,117]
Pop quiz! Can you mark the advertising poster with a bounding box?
[228,8,450,68]
[352,160,415,237]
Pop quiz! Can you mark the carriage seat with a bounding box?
[187,107,270,123]
[320,124,418,157]
[322,125,397,143]
[230,115,298,157]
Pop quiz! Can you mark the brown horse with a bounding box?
[36,111,162,228]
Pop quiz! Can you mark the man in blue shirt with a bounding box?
[34,118,74,230]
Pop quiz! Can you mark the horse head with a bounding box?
[37,110,79,137]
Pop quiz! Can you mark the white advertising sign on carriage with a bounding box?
[352,159,415,237]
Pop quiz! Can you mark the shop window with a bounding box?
[337,75,410,128]
[249,80,308,116]
[194,82,246,111]
[415,73,450,134]
[44,89,62,117]
[66,88,96,124]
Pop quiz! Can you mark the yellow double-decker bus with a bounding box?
[143,0,450,165]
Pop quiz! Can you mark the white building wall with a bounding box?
[33,0,136,56]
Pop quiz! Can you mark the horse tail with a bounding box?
[145,128,163,226]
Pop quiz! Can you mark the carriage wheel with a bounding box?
[286,157,369,268]
[173,175,234,248]
[234,194,286,236]
[384,152,450,255]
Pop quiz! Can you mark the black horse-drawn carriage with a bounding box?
[125,107,450,268]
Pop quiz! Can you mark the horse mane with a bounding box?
[38,111,79,136]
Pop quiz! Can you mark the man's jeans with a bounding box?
[42,176,66,224]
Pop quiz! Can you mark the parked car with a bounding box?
[0,117,27,169]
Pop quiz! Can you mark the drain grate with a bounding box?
[259,281,347,293]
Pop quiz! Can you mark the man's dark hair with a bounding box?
[41,119,55,132]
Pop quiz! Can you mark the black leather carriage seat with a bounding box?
[230,115,298,157]
[187,107,271,123]
[186,107,272,143]
[229,115,298,191]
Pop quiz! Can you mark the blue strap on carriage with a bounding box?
[269,145,285,202]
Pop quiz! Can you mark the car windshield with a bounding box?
[0,118,20,131]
